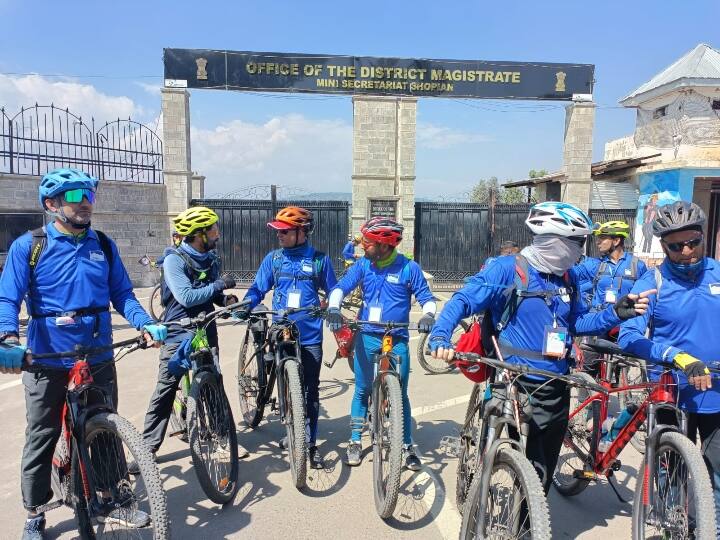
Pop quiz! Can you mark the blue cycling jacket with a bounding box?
[244,243,337,345]
[342,241,356,262]
[576,252,647,310]
[618,258,720,413]
[333,254,435,339]
[430,255,622,376]
[0,223,153,367]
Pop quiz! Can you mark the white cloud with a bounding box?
[134,81,162,96]
[0,74,144,124]
[191,114,353,195]
[417,122,490,150]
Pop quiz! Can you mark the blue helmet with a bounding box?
[38,168,98,208]
[525,201,594,237]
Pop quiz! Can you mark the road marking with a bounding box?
[0,379,22,392]
[412,394,471,418]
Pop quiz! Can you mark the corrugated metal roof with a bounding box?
[620,44,720,106]
[591,181,639,210]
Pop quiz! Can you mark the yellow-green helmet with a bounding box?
[172,206,219,236]
[593,220,630,238]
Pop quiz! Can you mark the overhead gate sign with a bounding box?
[164,48,594,100]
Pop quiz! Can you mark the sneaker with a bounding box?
[279,436,288,450]
[128,451,156,476]
[97,507,151,528]
[22,514,46,540]
[308,446,324,470]
[403,445,422,471]
[345,441,362,466]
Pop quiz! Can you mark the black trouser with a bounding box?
[141,342,182,453]
[657,409,720,534]
[21,362,117,511]
[510,377,570,494]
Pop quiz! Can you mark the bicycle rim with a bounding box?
[456,383,483,512]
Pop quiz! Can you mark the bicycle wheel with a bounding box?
[237,326,266,428]
[553,371,600,496]
[460,447,551,540]
[187,371,240,504]
[70,412,169,539]
[283,359,307,490]
[632,431,716,540]
[372,372,404,519]
[416,319,470,375]
[148,284,163,322]
[456,383,483,513]
[618,361,649,454]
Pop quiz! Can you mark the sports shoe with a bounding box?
[279,436,288,450]
[21,514,46,540]
[97,507,151,528]
[403,445,422,471]
[308,446,324,469]
[345,441,362,466]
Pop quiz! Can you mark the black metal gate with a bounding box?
[192,198,349,284]
[414,202,532,284]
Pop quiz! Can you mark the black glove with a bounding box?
[325,308,344,332]
[673,352,710,379]
[213,275,236,292]
[614,294,637,320]
[232,306,251,321]
[418,313,435,334]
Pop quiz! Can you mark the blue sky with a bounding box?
[2,0,719,197]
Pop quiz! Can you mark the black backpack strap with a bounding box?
[94,230,115,267]
[591,260,608,293]
[28,227,47,276]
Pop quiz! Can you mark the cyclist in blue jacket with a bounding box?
[428,202,653,492]
[342,235,362,264]
[618,200,720,533]
[239,206,337,469]
[0,168,166,540]
[325,217,437,470]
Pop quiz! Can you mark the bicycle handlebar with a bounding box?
[452,351,608,395]
[21,335,149,371]
[165,299,252,328]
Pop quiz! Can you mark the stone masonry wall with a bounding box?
[562,101,596,212]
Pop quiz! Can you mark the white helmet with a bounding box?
[525,201,594,237]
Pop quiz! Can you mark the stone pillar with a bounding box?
[162,88,192,215]
[562,101,596,212]
[191,173,205,200]
[351,96,417,255]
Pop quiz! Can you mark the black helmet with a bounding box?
[652,200,706,237]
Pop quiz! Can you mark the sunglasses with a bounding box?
[277,229,296,235]
[662,236,704,253]
[62,188,96,204]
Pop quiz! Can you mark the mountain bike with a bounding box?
[416,317,471,374]
[554,338,718,539]
[164,300,248,504]
[449,349,606,540]
[26,337,170,539]
[236,305,320,489]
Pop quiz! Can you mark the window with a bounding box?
[0,213,44,253]
[653,106,668,119]
[712,100,720,111]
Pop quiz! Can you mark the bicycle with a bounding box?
[553,337,718,539]
[236,305,320,489]
[448,347,606,540]
[417,317,471,375]
[26,337,170,539]
[164,300,248,504]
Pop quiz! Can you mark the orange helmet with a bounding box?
[267,206,315,233]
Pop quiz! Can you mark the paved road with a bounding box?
[0,288,642,539]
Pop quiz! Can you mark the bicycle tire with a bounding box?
[372,373,404,519]
[70,412,170,539]
[553,371,600,496]
[416,319,470,375]
[460,447,551,540]
[236,326,266,428]
[187,371,240,504]
[632,431,716,540]
[148,284,164,322]
[283,359,308,490]
[456,383,483,513]
[618,362,649,454]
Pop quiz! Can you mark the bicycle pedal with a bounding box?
[439,435,461,457]
[611,460,622,472]
[572,469,597,480]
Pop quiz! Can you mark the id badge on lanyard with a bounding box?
[604,287,617,304]
[287,287,302,309]
[368,301,383,323]
[543,324,568,358]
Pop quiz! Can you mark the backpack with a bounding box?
[28,226,114,280]
[588,255,640,306]
[160,247,219,308]
[271,248,326,289]
[478,254,574,358]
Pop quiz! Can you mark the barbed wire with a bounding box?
[205,184,312,200]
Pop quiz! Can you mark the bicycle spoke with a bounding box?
[196,383,235,494]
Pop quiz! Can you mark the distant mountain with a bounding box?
[292,192,437,203]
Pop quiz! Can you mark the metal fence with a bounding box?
[0,104,163,183]
[192,198,350,284]
[414,202,533,283]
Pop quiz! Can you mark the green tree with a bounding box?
[470,177,500,203]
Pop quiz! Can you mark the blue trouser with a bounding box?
[351,333,412,445]
[300,343,322,445]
